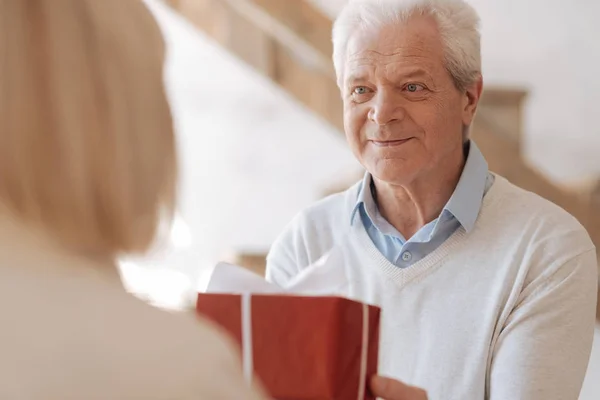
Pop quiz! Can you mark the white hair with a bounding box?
[332,0,482,91]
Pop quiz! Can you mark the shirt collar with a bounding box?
[350,172,375,226]
[350,140,489,233]
[444,141,488,232]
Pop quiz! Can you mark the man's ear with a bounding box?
[462,75,483,126]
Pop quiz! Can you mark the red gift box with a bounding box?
[196,293,380,400]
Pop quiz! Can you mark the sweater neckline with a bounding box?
[347,173,507,289]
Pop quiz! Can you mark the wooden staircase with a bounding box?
[166,0,600,317]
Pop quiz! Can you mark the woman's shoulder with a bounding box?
[0,264,264,399]
[74,283,264,399]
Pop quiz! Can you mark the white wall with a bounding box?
[472,0,600,184]
[309,0,600,185]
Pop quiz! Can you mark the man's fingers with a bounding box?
[371,376,410,397]
[370,376,428,400]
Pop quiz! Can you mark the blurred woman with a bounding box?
[0,1,265,398]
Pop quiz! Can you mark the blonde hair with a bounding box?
[0,0,176,257]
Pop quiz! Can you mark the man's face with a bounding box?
[342,16,480,186]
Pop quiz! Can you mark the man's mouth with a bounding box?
[370,138,412,147]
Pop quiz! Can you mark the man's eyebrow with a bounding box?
[345,73,370,84]
[346,67,433,84]
[399,68,433,80]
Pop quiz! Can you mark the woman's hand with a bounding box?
[370,376,428,400]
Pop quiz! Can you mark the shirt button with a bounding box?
[401,251,412,262]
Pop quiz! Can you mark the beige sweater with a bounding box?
[0,214,266,400]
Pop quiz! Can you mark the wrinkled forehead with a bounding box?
[343,16,446,81]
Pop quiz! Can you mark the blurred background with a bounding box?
[119,1,599,397]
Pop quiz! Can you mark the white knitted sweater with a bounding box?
[266,174,598,400]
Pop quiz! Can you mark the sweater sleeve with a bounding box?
[266,186,358,286]
[488,248,598,400]
[265,213,306,286]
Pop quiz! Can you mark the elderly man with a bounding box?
[266,0,598,398]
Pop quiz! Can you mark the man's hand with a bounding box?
[370,376,428,400]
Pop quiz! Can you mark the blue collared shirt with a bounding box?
[350,141,494,267]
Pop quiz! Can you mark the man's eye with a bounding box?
[405,83,425,92]
[353,86,369,95]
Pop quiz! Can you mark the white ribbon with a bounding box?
[240,294,370,399]
[241,293,253,384]
[357,302,369,400]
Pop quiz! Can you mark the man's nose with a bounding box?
[368,90,405,126]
